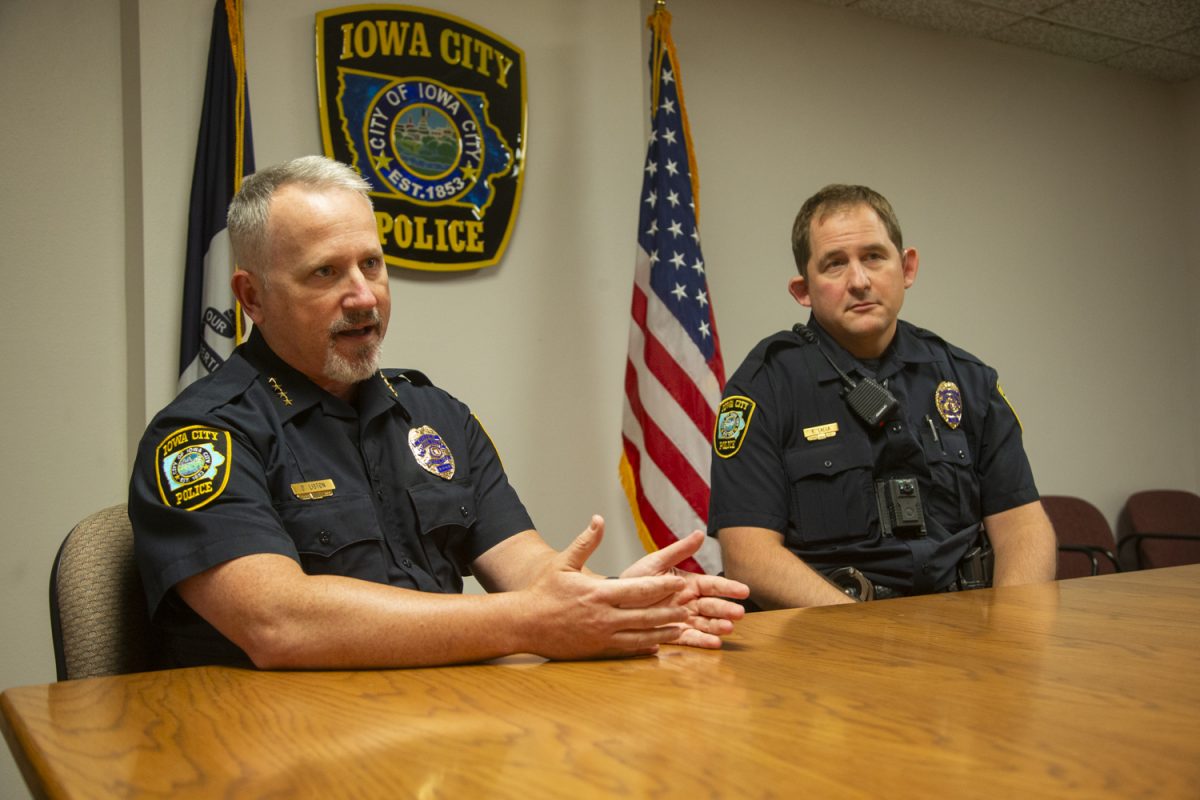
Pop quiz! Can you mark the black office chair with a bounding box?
[50,503,155,680]
[1117,490,1200,571]
[1042,495,1120,580]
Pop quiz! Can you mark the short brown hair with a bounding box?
[791,184,903,277]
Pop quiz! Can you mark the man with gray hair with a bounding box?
[130,155,747,669]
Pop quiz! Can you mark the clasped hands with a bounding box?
[526,515,749,660]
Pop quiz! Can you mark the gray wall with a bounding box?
[3,0,1198,794]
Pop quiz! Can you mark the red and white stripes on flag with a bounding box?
[619,5,725,574]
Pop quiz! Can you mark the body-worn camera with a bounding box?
[875,477,927,538]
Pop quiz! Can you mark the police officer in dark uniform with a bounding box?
[708,184,1055,609]
[130,156,747,669]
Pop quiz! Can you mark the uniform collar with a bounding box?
[805,317,935,383]
[239,329,408,423]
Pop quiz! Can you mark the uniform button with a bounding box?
[376,489,384,499]
[318,530,332,545]
[922,563,934,574]
[401,558,413,568]
[824,460,833,468]
[459,505,469,517]
[958,450,966,460]
[889,422,902,433]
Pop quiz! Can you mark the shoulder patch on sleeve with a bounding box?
[155,425,232,510]
[996,380,1024,432]
[714,396,756,458]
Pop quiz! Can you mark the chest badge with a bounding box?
[409,425,455,479]
[935,381,963,429]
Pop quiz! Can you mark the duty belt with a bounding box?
[829,567,961,602]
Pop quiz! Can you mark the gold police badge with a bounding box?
[408,425,455,479]
[935,381,963,429]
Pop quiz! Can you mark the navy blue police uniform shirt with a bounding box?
[129,329,534,668]
[708,318,1039,596]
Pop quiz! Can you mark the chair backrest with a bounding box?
[50,503,153,680]
[1041,495,1118,580]
[1119,490,1200,570]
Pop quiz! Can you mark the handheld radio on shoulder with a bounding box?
[793,324,899,427]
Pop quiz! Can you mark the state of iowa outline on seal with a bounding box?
[317,5,526,272]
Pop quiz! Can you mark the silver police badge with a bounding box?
[935,381,964,429]
[408,425,455,479]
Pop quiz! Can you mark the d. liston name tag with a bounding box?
[290,479,336,500]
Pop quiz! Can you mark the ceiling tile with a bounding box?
[1104,44,1200,82]
[1043,0,1200,43]
[1162,26,1200,56]
[970,0,1058,13]
[987,18,1135,62]
[850,0,1020,36]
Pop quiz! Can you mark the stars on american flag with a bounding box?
[636,70,714,357]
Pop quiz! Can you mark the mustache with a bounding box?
[329,310,382,335]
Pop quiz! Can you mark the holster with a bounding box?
[957,527,994,590]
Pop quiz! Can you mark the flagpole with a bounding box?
[230,0,249,346]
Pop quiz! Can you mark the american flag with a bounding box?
[619,5,725,574]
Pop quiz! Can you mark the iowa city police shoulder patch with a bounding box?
[317,6,526,273]
[714,396,756,459]
[155,425,232,510]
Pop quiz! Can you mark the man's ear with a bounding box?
[231,269,265,326]
[902,247,920,289]
[787,274,812,308]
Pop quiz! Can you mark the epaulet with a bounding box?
[175,355,258,414]
[739,328,809,377]
[382,367,432,387]
[909,324,984,366]
[758,327,809,358]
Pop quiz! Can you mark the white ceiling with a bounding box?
[812,0,1200,83]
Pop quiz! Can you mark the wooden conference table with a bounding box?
[4,565,1199,799]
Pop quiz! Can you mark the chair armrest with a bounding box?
[1117,532,1200,569]
[1057,544,1121,576]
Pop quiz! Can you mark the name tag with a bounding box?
[290,479,336,500]
[803,423,839,441]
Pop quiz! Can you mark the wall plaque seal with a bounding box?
[317,5,526,272]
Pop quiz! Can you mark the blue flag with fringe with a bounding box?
[179,0,254,390]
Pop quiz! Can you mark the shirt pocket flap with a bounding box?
[784,437,874,480]
[927,427,974,466]
[277,495,383,558]
[408,480,477,535]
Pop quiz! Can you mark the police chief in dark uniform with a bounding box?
[130,155,747,669]
[708,184,1055,609]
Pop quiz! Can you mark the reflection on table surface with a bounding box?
[3,565,1199,798]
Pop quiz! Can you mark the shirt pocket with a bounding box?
[922,426,977,522]
[276,494,388,584]
[407,480,477,573]
[783,437,874,547]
